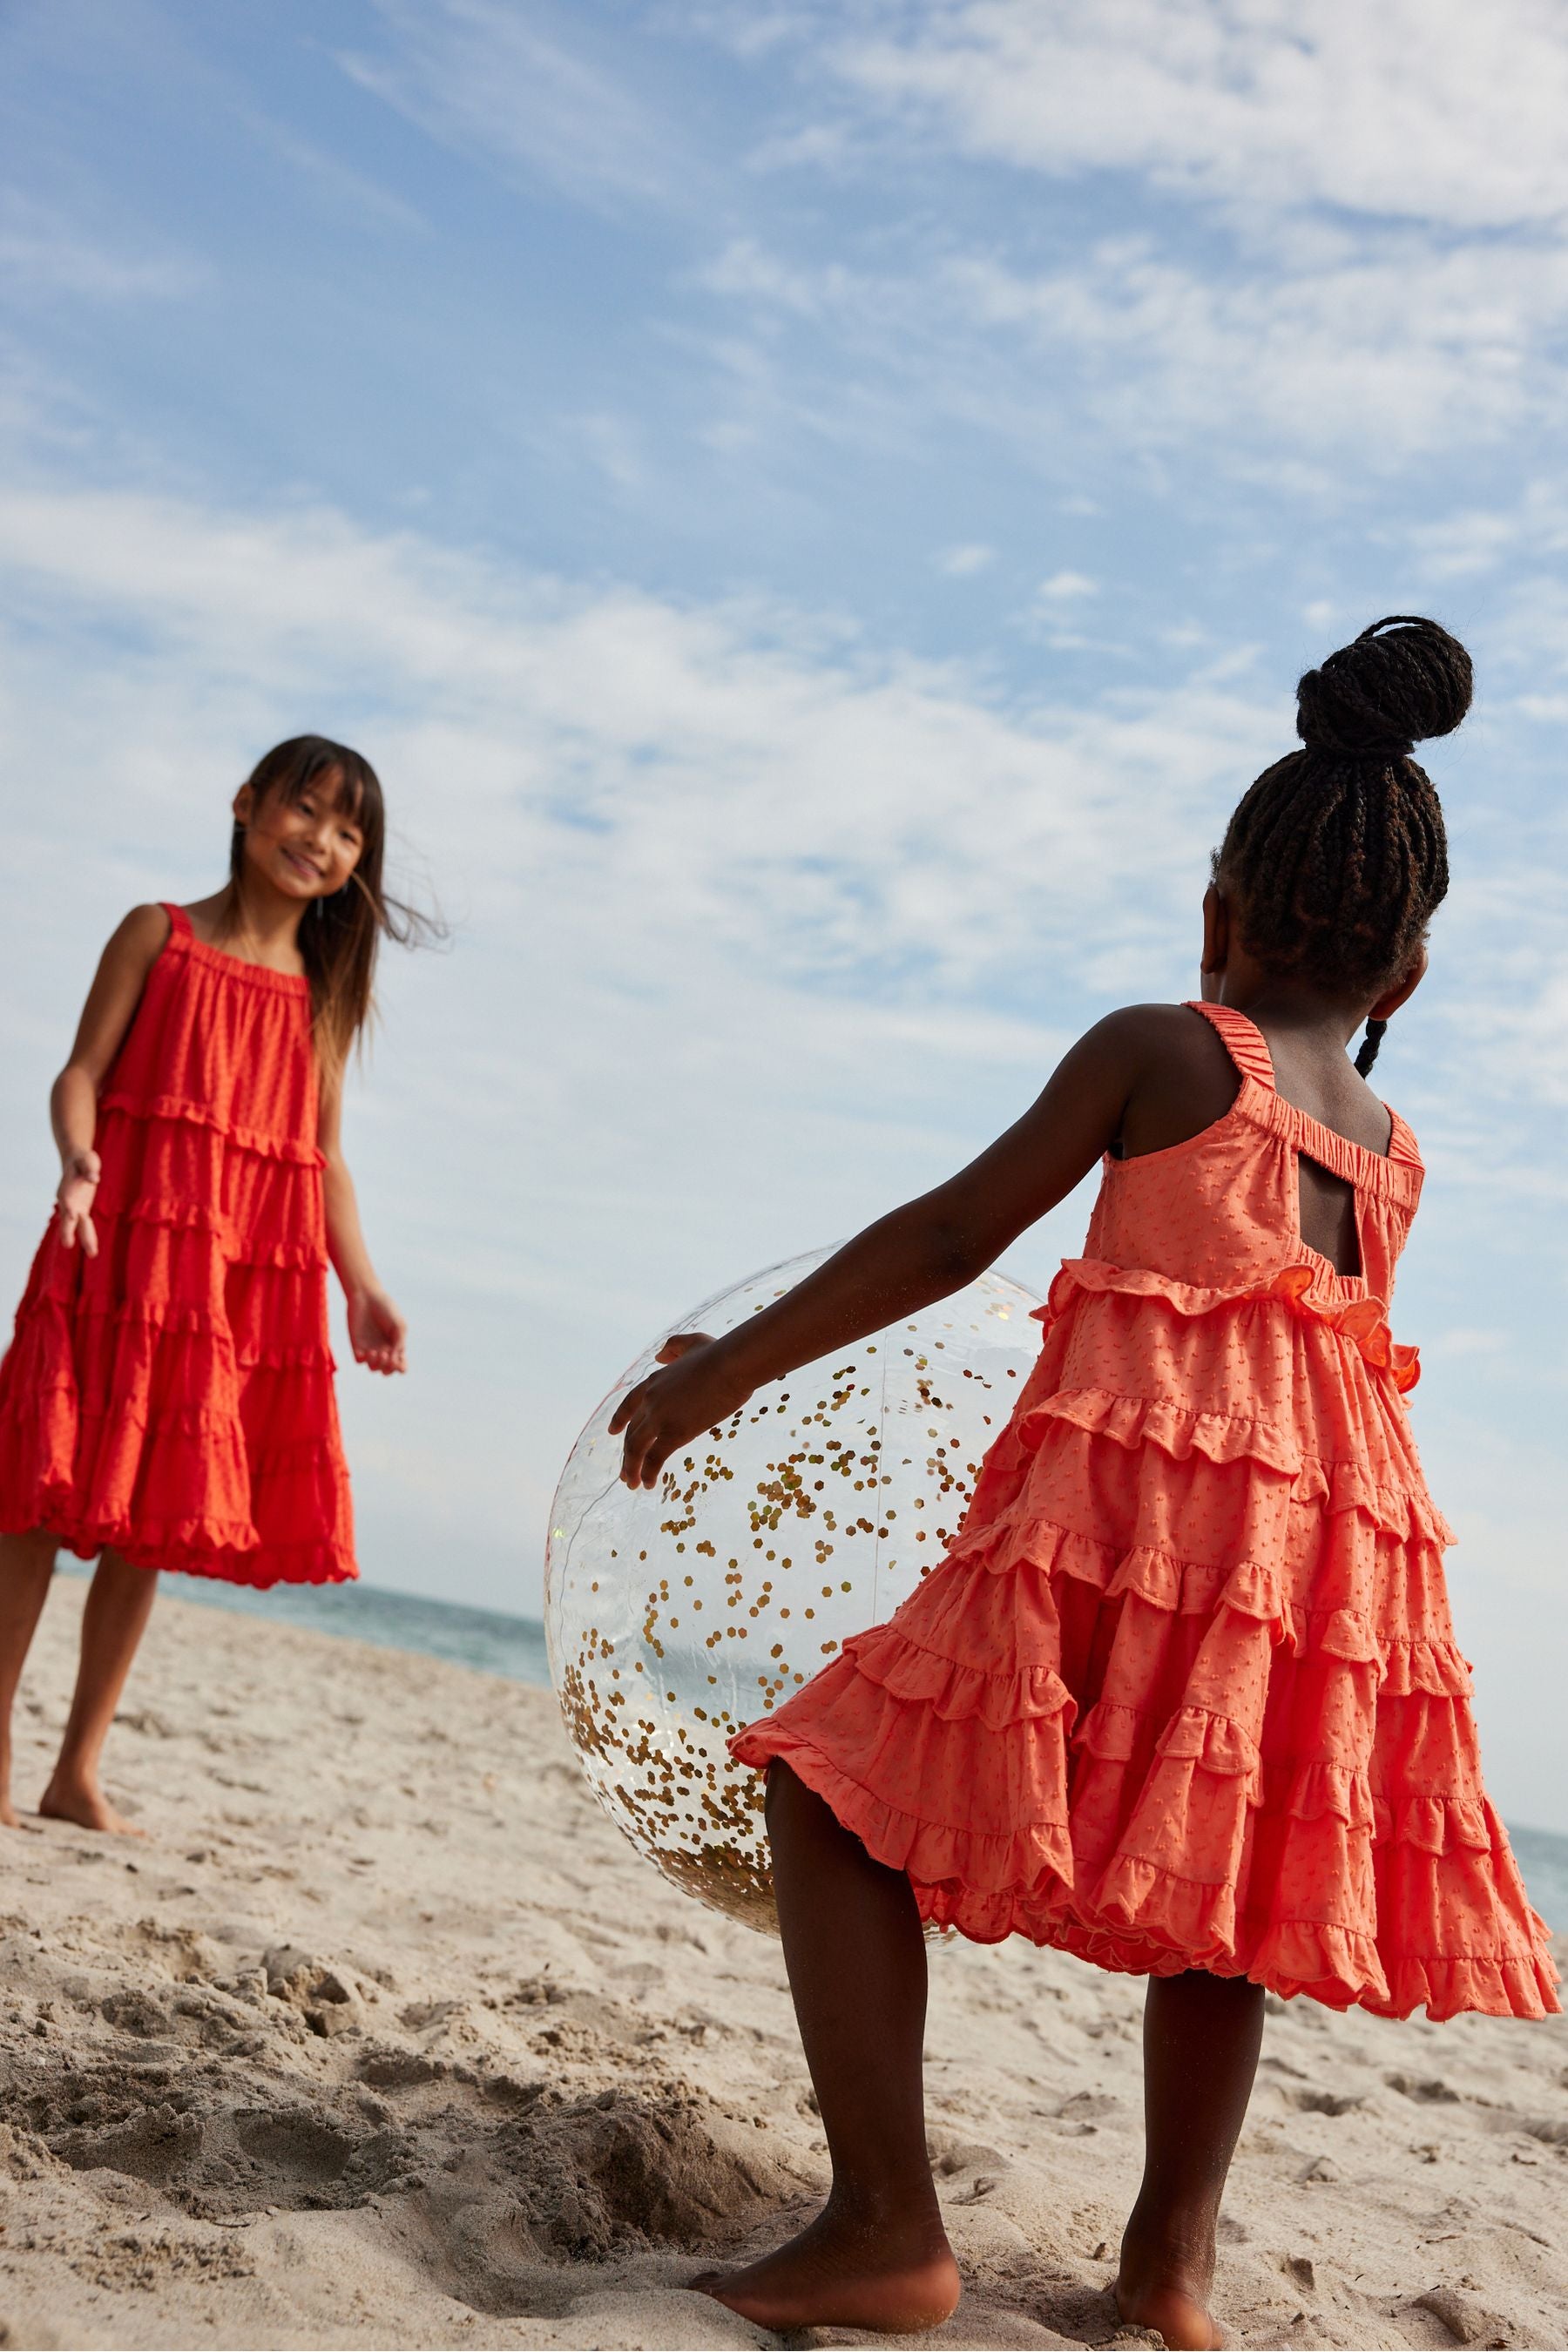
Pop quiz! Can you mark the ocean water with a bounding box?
[142,1568,552,1686]
[70,1565,1568,1935]
[1507,1824,1568,1941]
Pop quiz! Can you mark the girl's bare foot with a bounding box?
[693,2198,961,2334]
[1123,2201,1232,2352]
[38,1772,145,1835]
[32,1551,158,1837]
[1115,2274,1222,2349]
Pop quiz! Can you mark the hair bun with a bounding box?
[1296,615,1472,760]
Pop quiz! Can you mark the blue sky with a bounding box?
[2,2,1565,1826]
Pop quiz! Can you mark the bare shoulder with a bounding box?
[1080,1001,1226,1075]
[1094,1002,1239,1159]
[104,902,173,973]
[63,904,173,1070]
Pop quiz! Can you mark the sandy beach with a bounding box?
[0,1580,1564,2352]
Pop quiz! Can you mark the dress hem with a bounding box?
[736,1727,1560,2024]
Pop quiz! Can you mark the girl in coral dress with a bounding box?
[0,737,422,1837]
[611,619,1559,2349]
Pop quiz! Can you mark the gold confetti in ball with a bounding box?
[544,1247,1044,1933]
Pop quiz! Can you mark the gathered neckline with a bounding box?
[1191,1001,1411,1171]
[162,902,310,996]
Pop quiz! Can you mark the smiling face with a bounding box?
[234,764,365,904]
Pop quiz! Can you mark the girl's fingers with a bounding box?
[608,1381,644,1438]
[655,1331,713,1364]
[634,1419,665,1487]
[80,1214,98,1259]
[614,1382,685,1482]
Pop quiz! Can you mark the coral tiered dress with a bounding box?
[0,905,355,1587]
[733,1003,1558,2022]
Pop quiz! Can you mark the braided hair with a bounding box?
[1214,616,1471,1073]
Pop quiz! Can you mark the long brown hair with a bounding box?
[227,736,435,1071]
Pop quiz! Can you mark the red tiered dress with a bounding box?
[733,1002,1558,2023]
[0,904,355,1587]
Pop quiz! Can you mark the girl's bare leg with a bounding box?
[1116,1969,1265,2350]
[694,1761,961,2332]
[0,1531,59,1826]
[40,1549,156,1835]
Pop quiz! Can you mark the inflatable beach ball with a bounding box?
[544,1248,1044,1932]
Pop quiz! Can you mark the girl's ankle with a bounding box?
[1119,2198,1220,2282]
[824,2179,949,2242]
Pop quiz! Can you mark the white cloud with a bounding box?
[820,0,1568,231]
[3,477,1558,1125]
[937,542,995,576]
[339,0,700,213]
[945,233,1568,456]
[312,2,1568,483]
[0,195,202,301]
[694,236,862,318]
[1406,481,1568,582]
[693,220,1568,472]
[677,8,1568,477]
[1035,570,1097,602]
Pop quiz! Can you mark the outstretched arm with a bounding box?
[318,1069,407,1375]
[51,904,171,1255]
[612,1009,1159,1487]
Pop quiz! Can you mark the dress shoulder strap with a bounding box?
[1183,1000,1275,1092]
[159,901,192,943]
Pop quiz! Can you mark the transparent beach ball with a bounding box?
[544,1248,1044,1933]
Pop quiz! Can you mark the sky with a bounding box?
[1,1,1565,1828]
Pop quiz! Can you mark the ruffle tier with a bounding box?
[0,1090,354,1587]
[733,1274,1558,2023]
[1026,1261,1444,1523]
[1044,1256,1423,1392]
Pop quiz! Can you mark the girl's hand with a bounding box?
[55,1149,101,1255]
[348,1286,408,1375]
[610,1332,753,1489]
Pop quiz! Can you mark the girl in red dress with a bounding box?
[0,736,422,1835]
[612,620,1558,2349]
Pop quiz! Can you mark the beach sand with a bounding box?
[1,1580,1564,2352]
